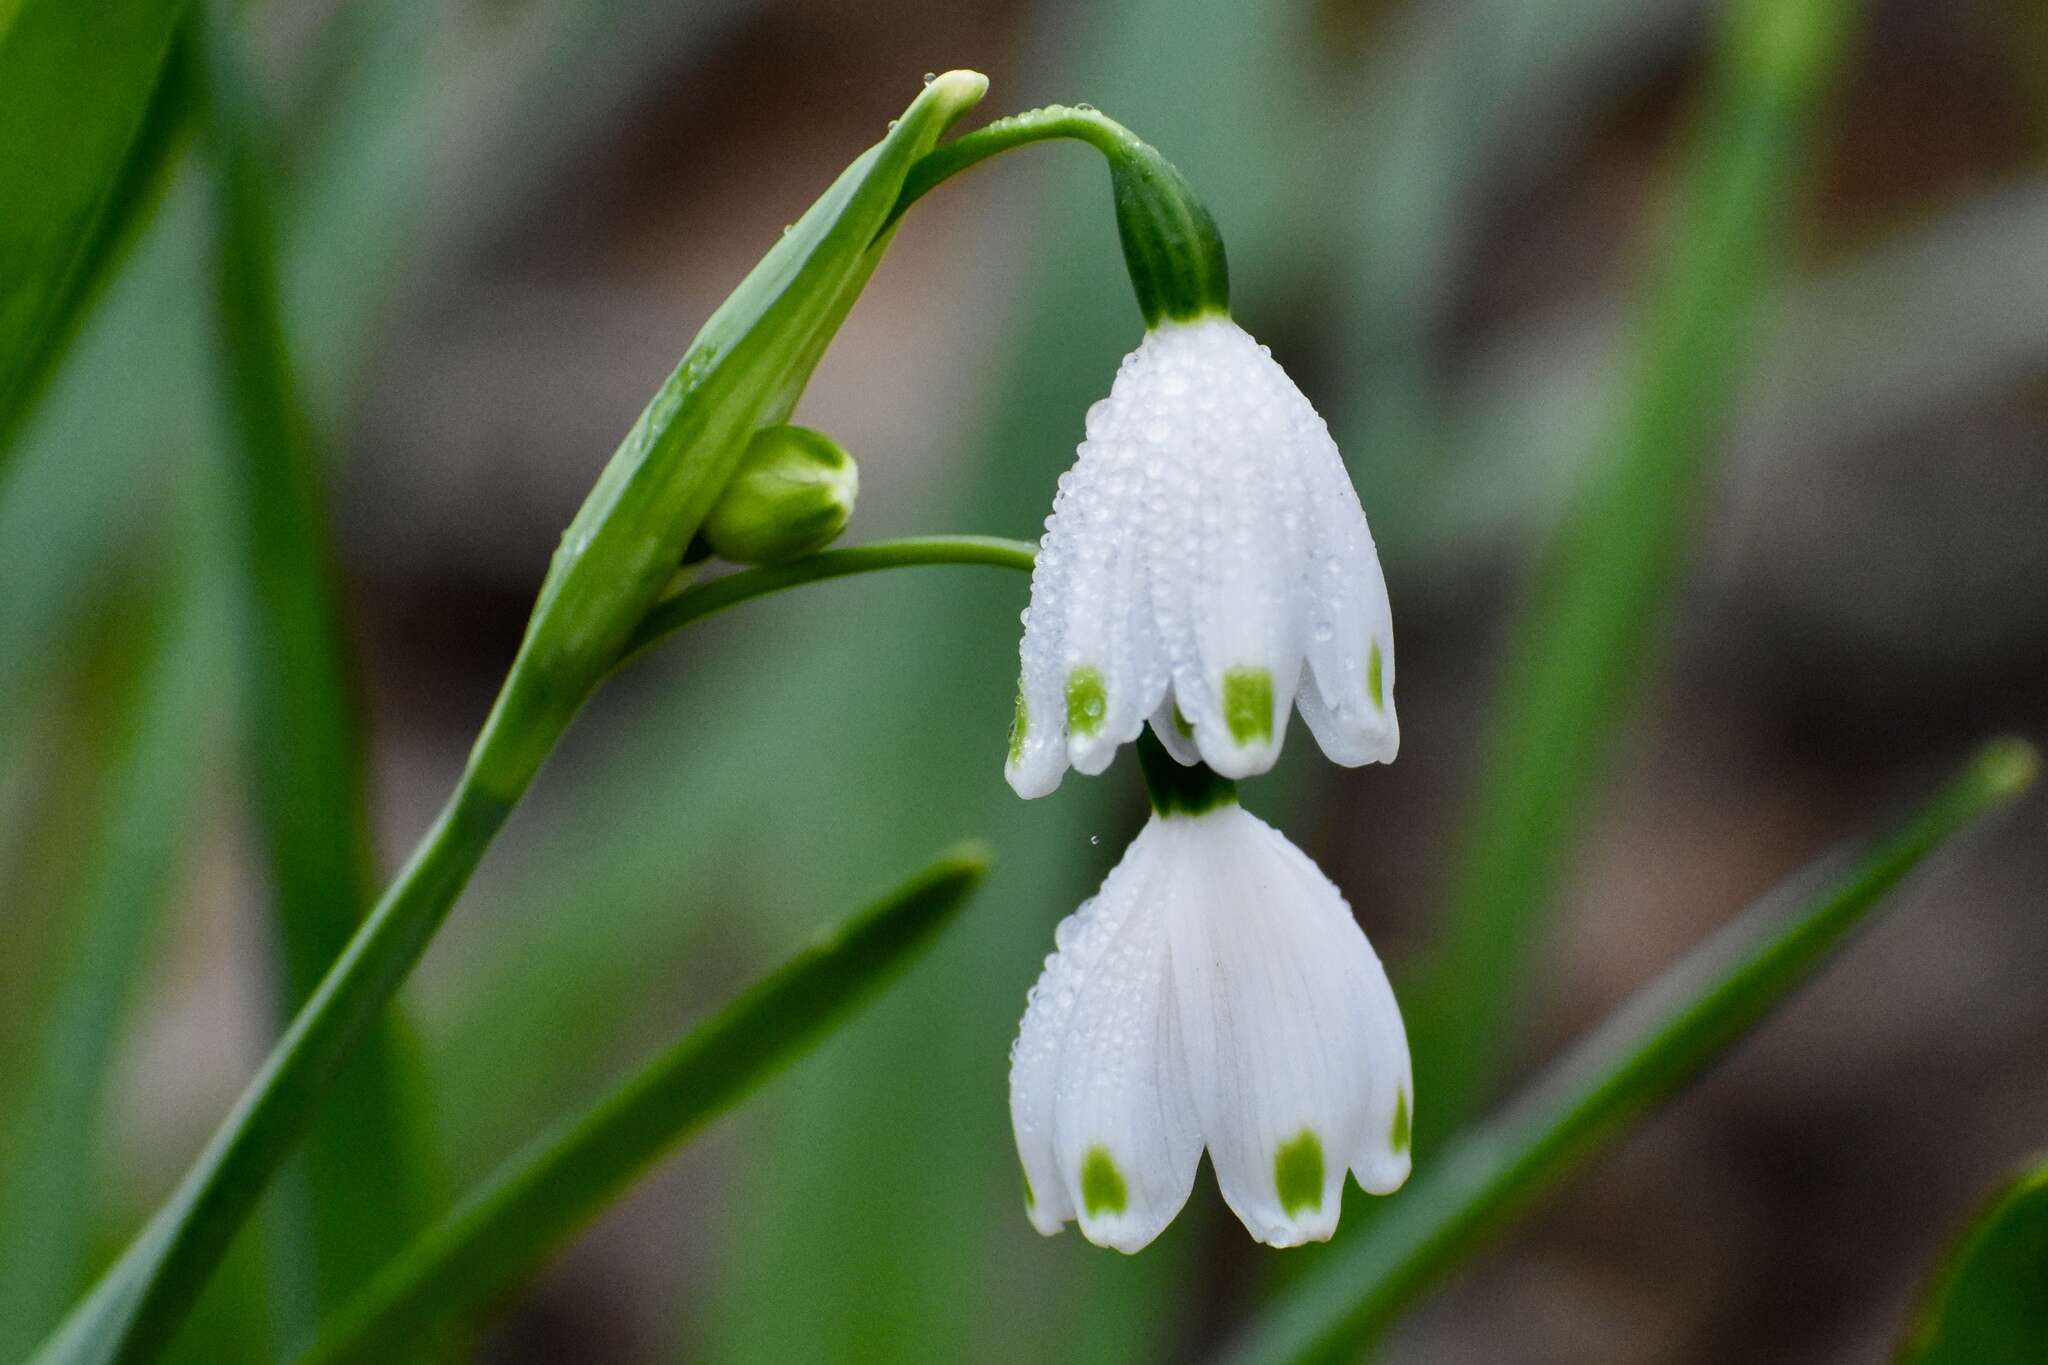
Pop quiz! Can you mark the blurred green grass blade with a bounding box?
[197,0,429,1329]
[1221,739,2037,1365]
[1409,0,1860,1142]
[0,552,220,1360]
[299,849,989,1365]
[1901,1157,2048,1363]
[1429,175,2048,562]
[1323,0,1692,547]
[0,0,194,469]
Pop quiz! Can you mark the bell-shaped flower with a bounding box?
[1009,793,1412,1252]
[1006,315,1396,797]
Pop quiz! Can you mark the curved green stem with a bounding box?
[894,105,1229,326]
[619,534,1036,669]
[895,105,1139,214]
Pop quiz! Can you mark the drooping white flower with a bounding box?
[1006,316,1396,797]
[1009,798,1412,1252]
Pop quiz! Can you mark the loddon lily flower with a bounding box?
[1006,314,1397,798]
[1009,757,1412,1251]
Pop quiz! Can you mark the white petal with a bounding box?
[1009,819,1201,1250]
[1165,806,1411,1246]
[1008,316,1398,789]
[1294,451,1398,766]
[1146,691,1203,767]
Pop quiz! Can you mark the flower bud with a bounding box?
[701,424,859,564]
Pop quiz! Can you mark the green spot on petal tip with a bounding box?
[1390,1088,1411,1156]
[1081,1145,1128,1216]
[1367,640,1385,713]
[1222,667,1274,745]
[1171,702,1194,738]
[1008,688,1028,765]
[1066,666,1107,737]
[1022,1170,1035,1210]
[1274,1130,1325,1216]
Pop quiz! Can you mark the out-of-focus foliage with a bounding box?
[302,848,987,1364]
[1903,1157,2048,1364]
[4,0,2046,1360]
[0,0,190,465]
[197,0,429,1333]
[1225,739,2036,1363]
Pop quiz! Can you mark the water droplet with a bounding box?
[923,71,936,84]
[1090,834,1101,845]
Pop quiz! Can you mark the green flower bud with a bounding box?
[702,424,858,564]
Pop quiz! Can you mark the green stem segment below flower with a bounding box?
[1135,730,1238,817]
[894,104,1230,327]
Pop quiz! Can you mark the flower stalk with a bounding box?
[895,104,1229,326]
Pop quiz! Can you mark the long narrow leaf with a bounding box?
[1901,1157,2048,1363]
[0,553,219,1359]
[0,0,194,468]
[1410,0,1861,1141]
[299,848,989,1364]
[197,0,428,1328]
[1219,738,2037,1365]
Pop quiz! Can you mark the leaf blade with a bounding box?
[197,0,431,1331]
[0,557,220,1360]
[1220,739,2036,1365]
[298,848,989,1364]
[0,0,194,468]
[1408,0,1863,1142]
[1902,1158,2048,1363]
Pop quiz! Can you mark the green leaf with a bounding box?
[1902,1158,2048,1363]
[0,550,221,1360]
[1218,738,2036,1365]
[297,849,988,1365]
[469,68,989,797]
[196,0,428,1333]
[0,0,194,469]
[28,72,993,1365]
[1407,0,1861,1144]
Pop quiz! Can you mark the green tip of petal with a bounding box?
[1022,1170,1036,1210]
[1081,1145,1128,1216]
[1274,1130,1325,1217]
[1367,640,1385,713]
[1171,701,1194,738]
[1222,667,1274,745]
[1390,1088,1411,1155]
[1066,666,1108,737]
[1008,688,1028,765]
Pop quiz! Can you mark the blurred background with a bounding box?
[4,0,2047,1360]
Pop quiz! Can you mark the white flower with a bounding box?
[1009,799,1412,1252]
[1006,316,1396,798]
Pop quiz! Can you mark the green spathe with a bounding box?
[471,71,988,796]
[1133,730,1237,817]
[701,424,859,565]
[1274,1131,1325,1217]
